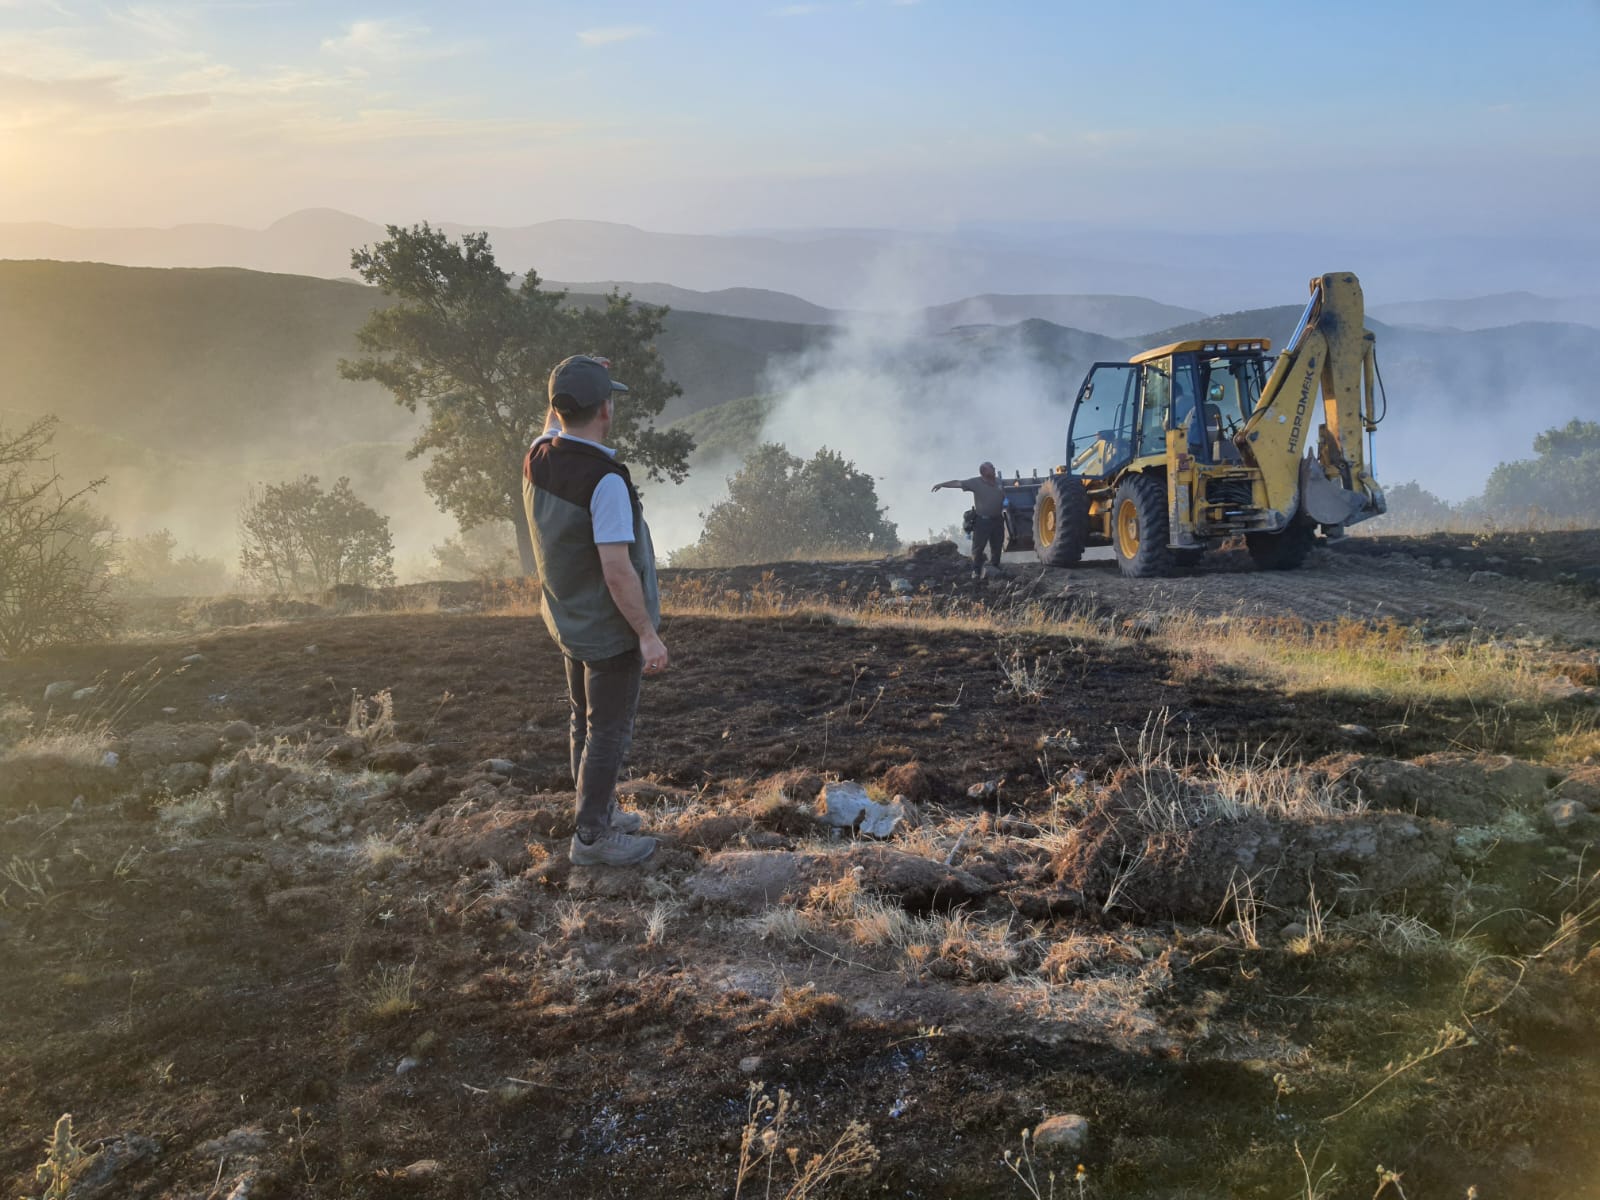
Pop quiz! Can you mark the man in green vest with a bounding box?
[523,355,665,867]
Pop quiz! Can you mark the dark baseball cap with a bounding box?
[549,354,629,411]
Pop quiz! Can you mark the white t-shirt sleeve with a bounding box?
[589,473,635,544]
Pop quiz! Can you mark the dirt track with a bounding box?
[1029,542,1600,643]
[678,530,1600,647]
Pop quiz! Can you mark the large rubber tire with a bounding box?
[1246,521,1317,571]
[1032,475,1090,567]
[1112,474,1176,578]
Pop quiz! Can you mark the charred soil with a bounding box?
[3,550,1600,1198]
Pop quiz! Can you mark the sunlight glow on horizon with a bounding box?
[0,0,1595,235]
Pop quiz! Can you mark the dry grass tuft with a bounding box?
[365,963,418,1019]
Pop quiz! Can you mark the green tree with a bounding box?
[1375,481,1456,533]
[340,223,693,574]
[1483,419,1600,521]
[238,476,395,593]
[0,416,117,654]
[118,529,230,596]
[430,522,519,581]
[675,443,899,567]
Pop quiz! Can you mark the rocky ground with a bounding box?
[3,530,1600,1198]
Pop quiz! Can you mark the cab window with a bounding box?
[1067,363,1139,478]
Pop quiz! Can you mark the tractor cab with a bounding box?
[1065,341,1273,480]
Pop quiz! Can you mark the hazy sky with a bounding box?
[3,0,1598,234]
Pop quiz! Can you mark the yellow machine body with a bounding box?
[1013,273,1388,576]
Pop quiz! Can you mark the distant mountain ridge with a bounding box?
[3,259,1595,557]
[1371,292,1600,332]
[6,207,1598,313]
[552,282,1207,340]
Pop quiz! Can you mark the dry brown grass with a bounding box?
[364,963,418,1019]
[1157,613,1550,706]
[658,572,1113,642]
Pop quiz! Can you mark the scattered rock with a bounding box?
[739,1055,763,1075]
[1337,724,1374,740]
[686,850,803,912]
[1553,766,1600,812]
[818,781,905,837]
[481,758,518,776]
[1032,1113,1089,1154]
[888,577,913,595]
[967,779,1000,803]
[396,1056,421,1075]
[220,720,255,743]
[397,1159,441,1182]
[181,653,206,665]
[400,764,440,795]
[1469,570,1503,583]
[71,685,100,702]
[43,681,77,703]
[1544,799,1589,834]
[304,644,319,656]
[881,761,936,803]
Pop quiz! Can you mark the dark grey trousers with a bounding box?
[971,515,1004,573]
[563,647,643,843]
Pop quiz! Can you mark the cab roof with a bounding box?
[1129,337,1272,365]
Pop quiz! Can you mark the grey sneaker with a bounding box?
[608,804,643,835]
[570,829,657,867]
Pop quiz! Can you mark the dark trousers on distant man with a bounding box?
[563,647,643,843]
[971,515,1004,576]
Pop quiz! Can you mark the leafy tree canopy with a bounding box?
[238,475,395,594]
[117,529,230,597]
[341,224,692,573]
[1483,419,1600,521]
[674,443,899,567]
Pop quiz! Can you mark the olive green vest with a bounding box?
[522,437,660,661]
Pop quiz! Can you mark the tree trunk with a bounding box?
[510,495,536,576]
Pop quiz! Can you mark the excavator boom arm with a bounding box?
[1237,272,1385,529]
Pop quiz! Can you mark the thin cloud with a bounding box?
[321,18,466,63]
[772,4,823,14]
[576,25,652,47]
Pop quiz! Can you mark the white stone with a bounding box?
[1032,1113,1089,1154]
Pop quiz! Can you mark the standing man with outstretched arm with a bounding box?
[524,355,666,867]
[932,461,1006,579]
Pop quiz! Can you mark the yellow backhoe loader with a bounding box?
[1000,272,1387,576]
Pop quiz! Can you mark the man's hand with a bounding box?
[640,630,669,674]
[930,483,944,492]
